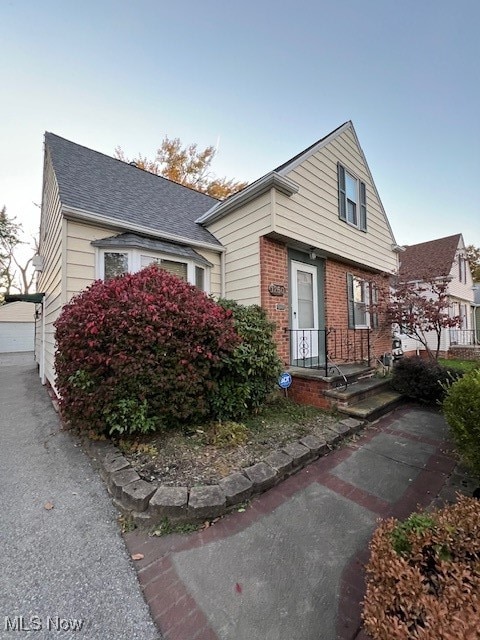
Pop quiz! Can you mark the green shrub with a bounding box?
[389,512,436,557]
[391,356,462,405]
[443,369,480,475]
[363,496,480,639]
[210,300,282,420]
[54,265,239,435]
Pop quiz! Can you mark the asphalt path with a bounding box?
[0,353,160,640]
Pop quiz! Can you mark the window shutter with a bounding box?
[347,273,355,328]
[338,164,346,221]
[360,181,367,231]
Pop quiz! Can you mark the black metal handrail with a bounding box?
[285,327,371,376]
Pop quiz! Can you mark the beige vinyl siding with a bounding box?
[66,221,222,298]
[207,193,272,305]
[66,220,115,300]
[195,248,222,297]
[275,128,398,274]
[447,250,475,303]
[35,153,64,390]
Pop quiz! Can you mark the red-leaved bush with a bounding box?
[54,265,239,435]
[363,496,480,639]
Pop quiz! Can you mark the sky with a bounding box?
[1,0,480,256]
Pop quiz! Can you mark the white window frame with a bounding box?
[347,273,371,329]
[96,248,210,293]
[353,277,370,329]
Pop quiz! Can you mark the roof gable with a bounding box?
[45,133,222,247]
[399,234,462,281]
[274,121,351,174]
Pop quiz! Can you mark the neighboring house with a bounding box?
[397,234,477,357]
[0,301,35,353]
[35,121,401,406]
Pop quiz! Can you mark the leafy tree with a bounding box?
[466,244,480,282]
[372,276,461,360]
[115,136,247,199]
[0,206,36,299]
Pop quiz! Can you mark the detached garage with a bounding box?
[0,301,35,353]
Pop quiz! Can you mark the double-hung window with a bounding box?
[338,164,367,231]
[347,273,378,329]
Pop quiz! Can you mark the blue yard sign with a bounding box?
[278,372,292,389]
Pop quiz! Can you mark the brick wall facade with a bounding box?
[259,236,290,364]
[288,376,331,409]
[259,237,393,368]
[447,346,480,361]
[324,259,391,363]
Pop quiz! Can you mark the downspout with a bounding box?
[41,299,46,384]
[220,251,226,299]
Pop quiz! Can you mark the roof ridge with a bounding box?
[403,233,461,249]
[44,132,220,203]
[273,120,351,173]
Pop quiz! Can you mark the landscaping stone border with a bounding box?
[82,416,365,528]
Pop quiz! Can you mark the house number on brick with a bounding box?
[268,283,286,296]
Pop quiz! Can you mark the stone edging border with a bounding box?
[82,417,365,528]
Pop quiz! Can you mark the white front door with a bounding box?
[291,261,319,361]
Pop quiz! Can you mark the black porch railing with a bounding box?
[449,329,478,346]
[285,327,371,377]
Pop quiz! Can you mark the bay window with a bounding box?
[96,241,210,292]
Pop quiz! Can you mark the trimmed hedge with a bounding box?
[363,496,480,639]
[391,356,463,405]
[54,265,239,435]
[443,369,480,475]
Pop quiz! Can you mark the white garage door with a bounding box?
[0,322,35,353]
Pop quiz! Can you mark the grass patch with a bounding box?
[150,518,200,536]
[439,358,480,373]
[244,396,329,433]
[118,514,137,533]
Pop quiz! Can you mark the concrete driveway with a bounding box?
[0,353,159,639]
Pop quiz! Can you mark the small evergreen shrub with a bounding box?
[443,369,480,475]
[363,496,480,639]
[54,265,239,435]
[210,300,282,420]
[391,356,462,405]
[204,421,249,448]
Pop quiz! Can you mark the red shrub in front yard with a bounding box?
[362,496,480,639]
[54,265,239,435]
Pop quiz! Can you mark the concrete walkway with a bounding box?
[0,354,159,639]
[126,405,477,640]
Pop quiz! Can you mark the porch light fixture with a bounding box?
[309,248,317,260]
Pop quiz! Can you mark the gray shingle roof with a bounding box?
[91,233,213,266]
[45,133,222,247]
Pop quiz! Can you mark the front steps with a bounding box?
[289,365,403,420]
[336,389,403,421]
